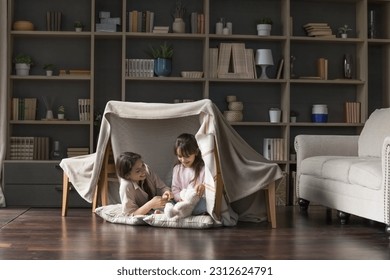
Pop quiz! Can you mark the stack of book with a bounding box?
[128,10,155,33]
[12,98,37,120]
[96,11,120,32]
[317,58,328,80]
[9,136,49,160]
[210,43,256,79]
[263,138,287,161]
[152,26,169,33]
[78,99,91,121]
[67,147,89,158]
[125,59,154,77]
[345,102,361,123]
[303,23,334,38]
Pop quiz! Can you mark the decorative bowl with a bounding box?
[181,71,203,78]
[13,21,34,31]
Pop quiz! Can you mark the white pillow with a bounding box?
[143,213,215,229]
[94,204,147,225]
[359,108,390,157]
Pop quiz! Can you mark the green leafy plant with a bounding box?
[43,63,55,70]
[14,53,33,65]
[338,24,352,34]
[148,41,173,59]
[258,17,273,25]
[58,105,65,114]
[74,21,84,28]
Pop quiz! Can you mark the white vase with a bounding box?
[58,113,65,120]
[341,33,347,38]
[172,18,185,33]
[46,70,53,76]
[257,24,272,36]
[46,110,54,119]
[269,108,281,123]
[15,63,30,76]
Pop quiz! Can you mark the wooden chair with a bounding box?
[61,142,116,217]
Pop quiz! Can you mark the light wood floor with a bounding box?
[0,205,389,260]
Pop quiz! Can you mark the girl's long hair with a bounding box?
[116,152,153,199]
[174,133,204,184]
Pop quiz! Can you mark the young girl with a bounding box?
[171,133,207,215]
[116,152,173,216]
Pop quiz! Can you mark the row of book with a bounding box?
[67,147,89,158]
[12,98,37,120]
[190,12,205,34]
[46,11,62,31]
[345,102,361,123]
[128,10,155,33]
[303,22,335,38]
[263,138,287,161]
[209,43,256,79]
[78,99,91,121]
[9,137,49,160]
[125,59,154,77]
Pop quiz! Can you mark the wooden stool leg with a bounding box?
[61,173,70,217]
[265,181,277,228]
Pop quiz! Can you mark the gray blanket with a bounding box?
[60,99,283,225]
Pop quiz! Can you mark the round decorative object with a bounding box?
[223,110,243,122]
[228,101,243,111]
[226,95,237,102]
[13,21,34,31]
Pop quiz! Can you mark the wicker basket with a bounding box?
[181,71,203,78]
[223,110,243,122]
[226,95,237,102]
[228,101,243,111]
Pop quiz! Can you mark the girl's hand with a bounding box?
[150,196,168,209]
[162,191,174,201]
[195,184,205,197]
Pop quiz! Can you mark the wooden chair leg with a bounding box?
[264,181,277,228]
[61,173,70,217]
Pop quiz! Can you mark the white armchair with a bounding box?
[294,108,390,233]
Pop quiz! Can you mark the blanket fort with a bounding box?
[60,99,283,226]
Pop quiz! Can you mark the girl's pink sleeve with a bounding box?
[171,165,182,201]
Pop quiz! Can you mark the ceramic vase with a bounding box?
[154,58,172,77]
[172,18,185,33]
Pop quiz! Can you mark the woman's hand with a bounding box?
[162,191,174,201]
[150,196,169,209]
[195,184,205,197]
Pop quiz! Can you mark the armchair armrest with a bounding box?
[294,135,359,179]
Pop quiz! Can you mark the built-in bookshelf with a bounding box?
[5,0,390,206]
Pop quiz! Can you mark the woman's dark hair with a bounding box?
[116,152,153,198]
[174,133,204,184]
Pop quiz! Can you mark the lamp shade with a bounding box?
[255,49,274,66]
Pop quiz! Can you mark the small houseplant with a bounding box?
[14,53,33,76]
[57,105,65,119]
[74,21,84,32]
[149,42,174,77]
[257,17,273,36]
[338,24,352,38]
[172,0,186,33]
[43,63,55,76]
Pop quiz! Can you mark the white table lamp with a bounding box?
[255,49,274,79]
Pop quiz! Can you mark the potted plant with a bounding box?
[43,63,55,76]
[172,0,186,33]
[257,17,273,36]
[57,105,65,119]
[14,53,33,76]
[149,41,174,77]
[74,21,84,32]
[290,110,299,122]
[338,24,352,38]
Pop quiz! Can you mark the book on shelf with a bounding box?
[59,69,91,76]
[125,59,154,77]
[46,11,62,31]
[78,99,91,121]
[209,48,219,78]
[67,147,89,158]
[128,10,154,33]
[317,58,328,80]
[9,136,49,160]
[152,26,169,33]
[12,98,37,120]
[263,138,287,161]
[345,102,361,123]
[275,58,284,79]
[303,22,334,37]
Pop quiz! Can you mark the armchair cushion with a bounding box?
[301,156,381,190]
[359,108,390,157]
